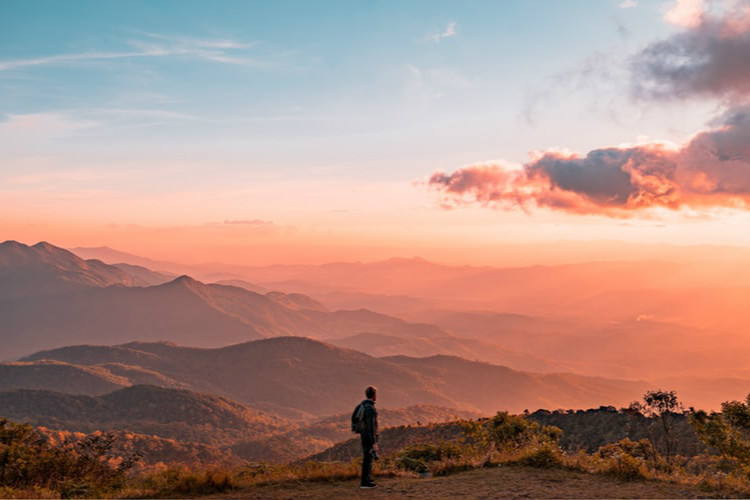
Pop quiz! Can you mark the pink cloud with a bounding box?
[429,3,750,218]
[429,106,750,216]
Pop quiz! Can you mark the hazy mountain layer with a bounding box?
[327,332,573,373]
[0,241,136,300]
[1,241,454,360]
[19,337,647,418]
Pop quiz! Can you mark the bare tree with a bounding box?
[630,389,684,467]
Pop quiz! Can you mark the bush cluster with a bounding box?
[0,418,137,498]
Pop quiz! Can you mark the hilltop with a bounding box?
[207,465,734,500]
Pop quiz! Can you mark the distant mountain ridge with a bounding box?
[327,332,573,373]
[71,241,750,334]
[0,241,455,360]
[0,241,136,300]
[15,337,648,418]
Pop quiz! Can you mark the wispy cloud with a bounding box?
[222,219,274,226]
[86,108,196,121]
[0,109,195,141]
[0,51,147,72]
[619,0,638,8]
[425,22,458,43]
[0,33,289,73]
[0,112,98,135]
[3,168,137,187]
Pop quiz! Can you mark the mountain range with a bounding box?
[71,243,750,331]
[12,337,648,418]
[1,239,746,416]
[0,241,454,360]
[64,241,750,385]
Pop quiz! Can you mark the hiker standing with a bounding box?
[352,385,379,488]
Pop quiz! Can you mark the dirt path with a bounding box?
[209,465,738,499]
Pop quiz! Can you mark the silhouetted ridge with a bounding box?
[0,240,138,301]
[0,240,25,250]
[170,274,198,284]
[0,385,289,446]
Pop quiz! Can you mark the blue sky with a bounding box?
[1,0,747,263]
[0,1,683,163]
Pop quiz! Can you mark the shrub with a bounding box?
[515,443,565,469]
[601,452,646,481]
[462,412,563,464]
[136,466,237,496]
[394,441,475,476]
[595,438,652,481]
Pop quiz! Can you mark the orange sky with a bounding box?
[2,0,748,267]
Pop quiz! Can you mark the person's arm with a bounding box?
[365,405,376,444]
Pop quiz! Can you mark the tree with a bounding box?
[629,389,684,467]
[691,393,750,469]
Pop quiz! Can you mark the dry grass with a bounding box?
[204,463,750,500]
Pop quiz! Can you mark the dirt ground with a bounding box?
[209,464,742,500]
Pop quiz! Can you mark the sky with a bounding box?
[1,0,748,265]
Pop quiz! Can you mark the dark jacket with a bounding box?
[359,399,378,444]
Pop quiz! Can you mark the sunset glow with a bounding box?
[2,1,748,265]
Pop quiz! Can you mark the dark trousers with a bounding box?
[360,436,374,485]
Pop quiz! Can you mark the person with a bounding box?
[356,385,379,488]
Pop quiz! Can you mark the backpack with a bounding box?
[351,403,366,434]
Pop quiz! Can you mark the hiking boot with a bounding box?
[360,482,377,489]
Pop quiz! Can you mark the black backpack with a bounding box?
[351,403,366,434]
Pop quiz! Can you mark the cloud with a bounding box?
[426,22,458,43]
[631,1,750,102]
[619,0,638,8]
[0,51,146,72]
[428,105,750,216]
[0,112,97,136]
[223,219,275,226]
[0,33,285,73]
[87,108,196,122]
[428,1,750,218]
[664,0,705,27]
[442,22,457,38]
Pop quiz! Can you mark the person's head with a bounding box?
[365,386,377,401]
